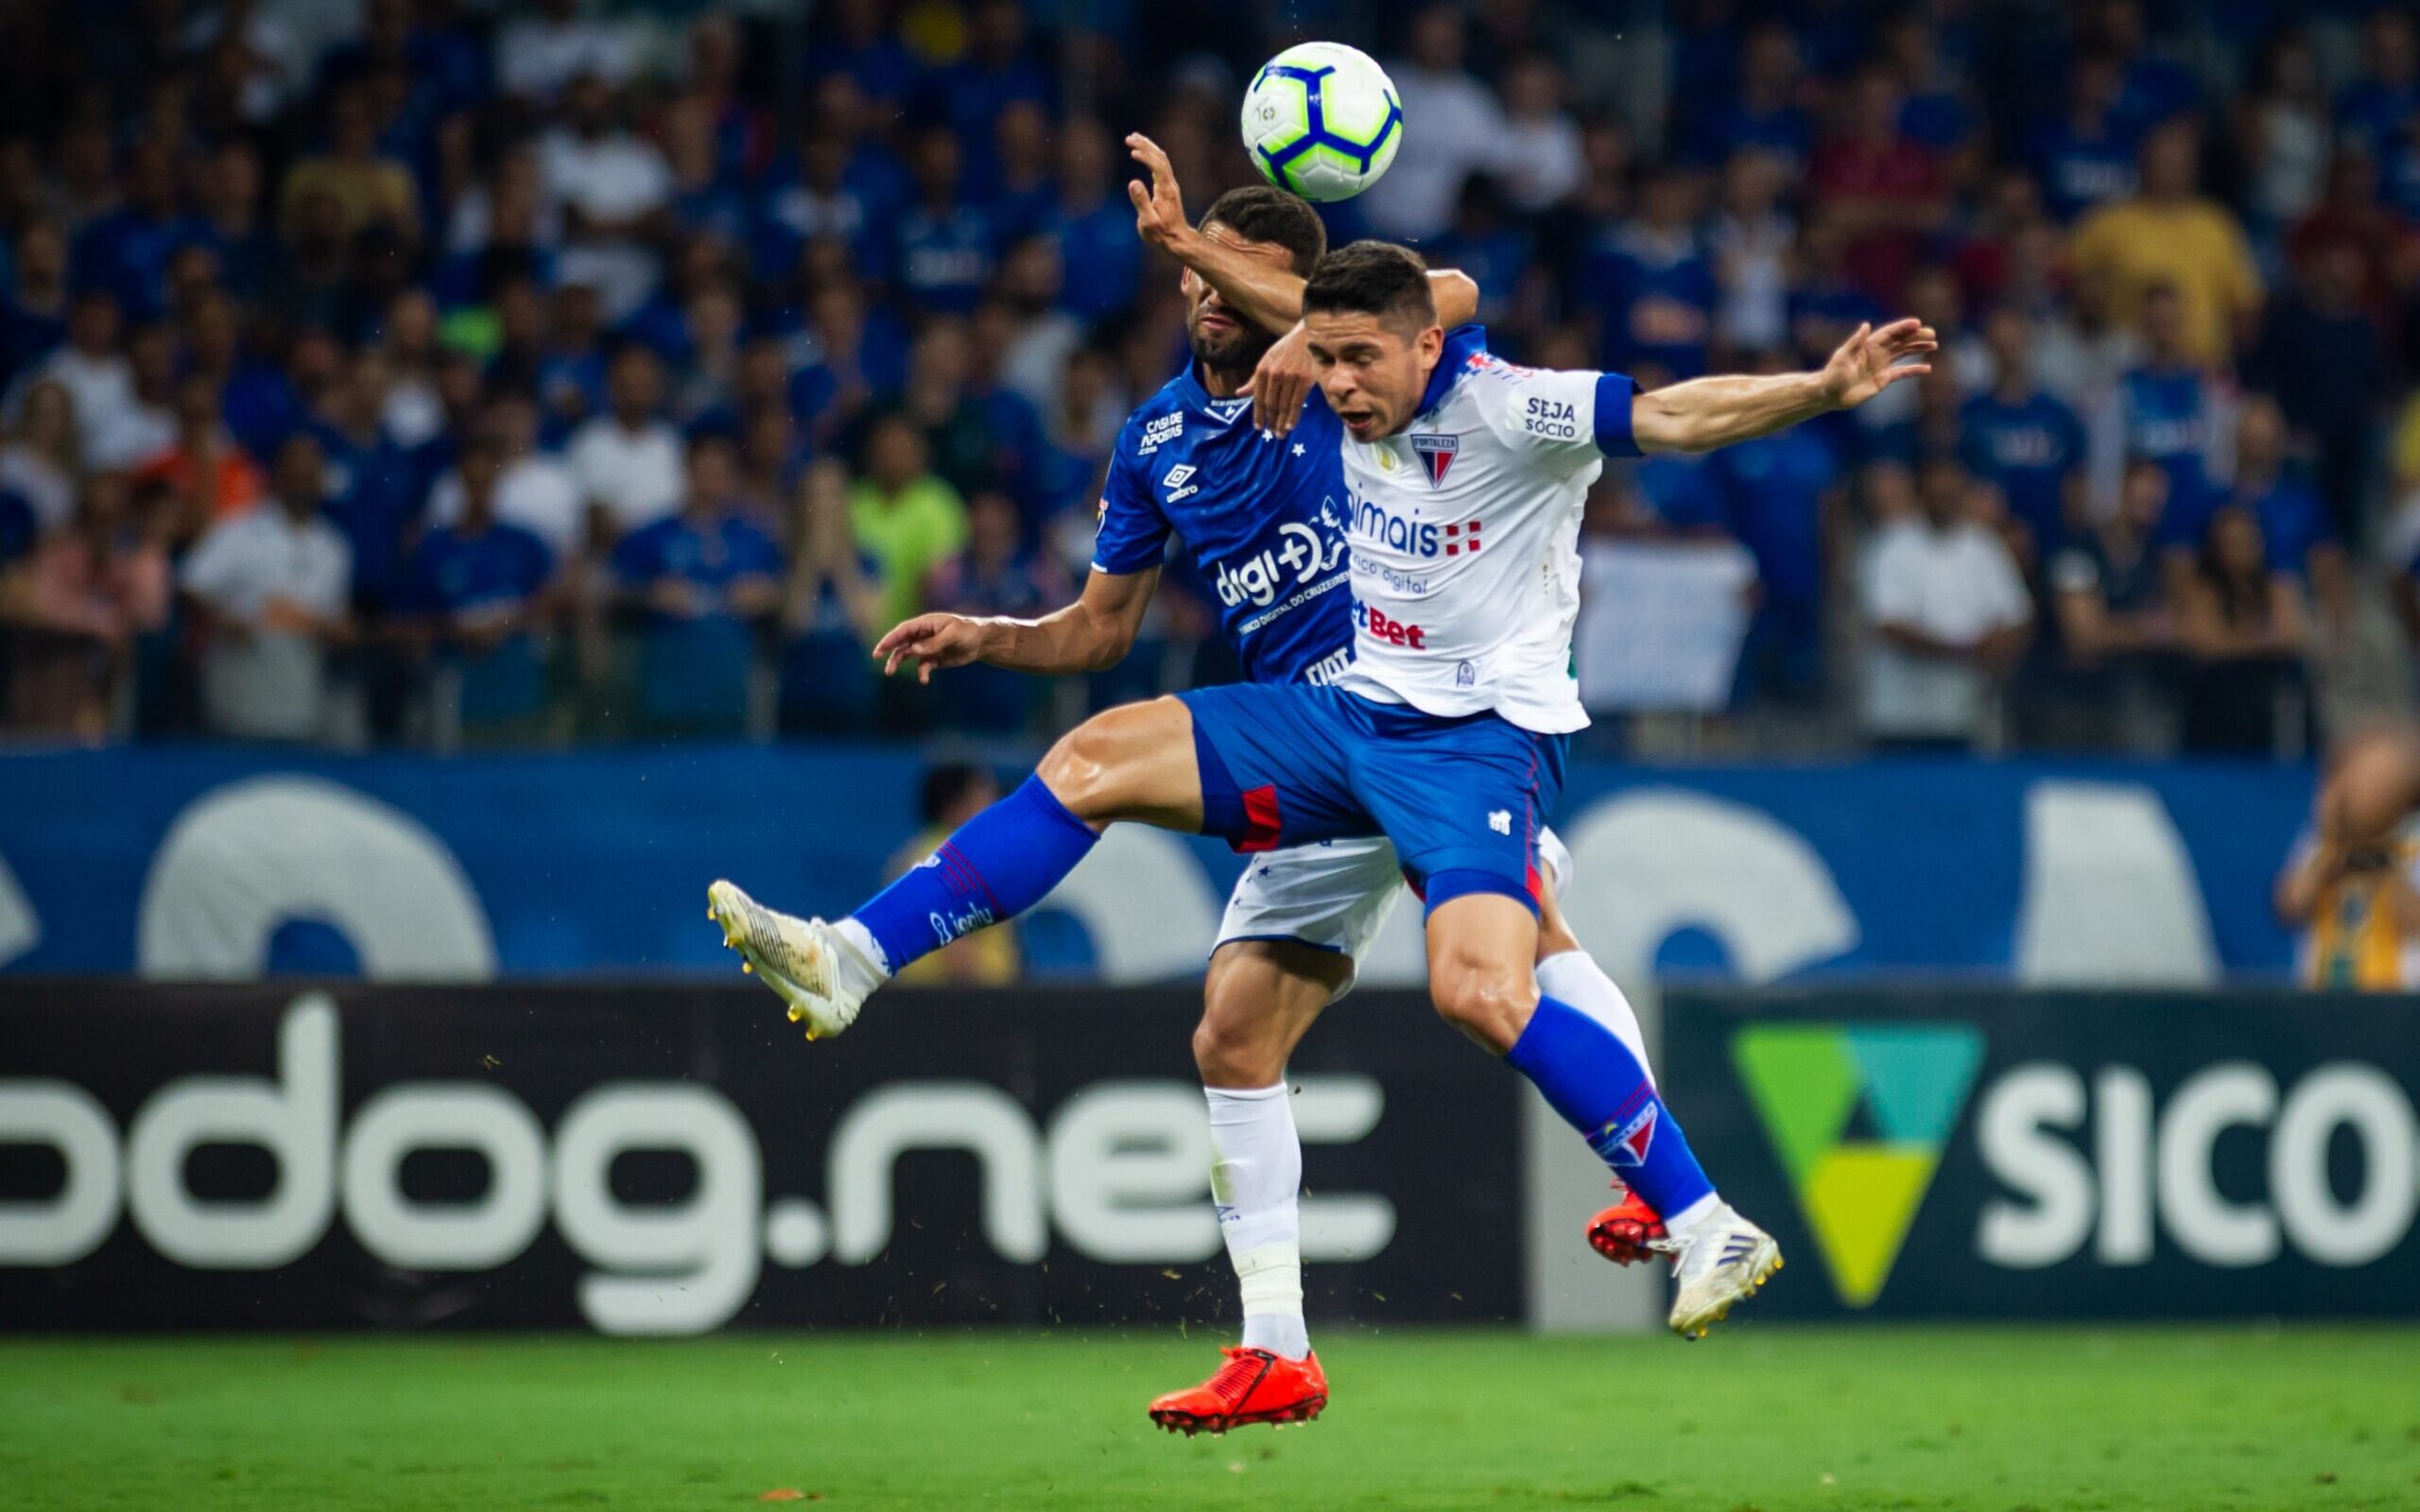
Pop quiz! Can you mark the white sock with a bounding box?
[1535,950,1653,1087]
[832,917,893,988]
[1205,1083,1309,1360]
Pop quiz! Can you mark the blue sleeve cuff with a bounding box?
[1594,371,1641,458]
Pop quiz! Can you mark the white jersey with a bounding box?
[1335,325,1639,733]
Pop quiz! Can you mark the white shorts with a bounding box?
[1212,827,1574,992]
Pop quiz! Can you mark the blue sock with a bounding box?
[1505,995,1716,1219]
[849,775,1098,973]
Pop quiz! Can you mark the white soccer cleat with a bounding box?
[1656,1201,1782,1341]
[706,879,871,1040]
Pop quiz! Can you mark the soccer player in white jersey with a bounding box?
[849,162,1669,1434]
[709,237,1933,1382]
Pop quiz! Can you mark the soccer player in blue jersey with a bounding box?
[856,154,1664,1434]
[711,145,1934,1426]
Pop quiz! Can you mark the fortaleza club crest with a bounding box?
[1409,432,1459,487]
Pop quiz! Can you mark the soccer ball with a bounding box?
[1240,42,1404,203]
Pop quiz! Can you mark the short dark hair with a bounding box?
[1200,185,1327,278]
[1303,241,1437,334]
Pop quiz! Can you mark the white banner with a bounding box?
[1577,540,1757,713]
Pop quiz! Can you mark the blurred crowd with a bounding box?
[0,0,2416,756]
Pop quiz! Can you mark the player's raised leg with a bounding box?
[709,696,1203,1037]
[1427,890,1778,1337]
[1149,935,1344,1435]
[1530,858,1668,1263]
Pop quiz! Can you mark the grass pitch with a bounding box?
[2,1327,2413,1511]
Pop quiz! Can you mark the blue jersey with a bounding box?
[1093,367,1355,688]
[1959,389,2085,554]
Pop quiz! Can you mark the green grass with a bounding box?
[3,1328,2415,1511]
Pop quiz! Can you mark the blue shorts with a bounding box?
[1179,682,1568,915]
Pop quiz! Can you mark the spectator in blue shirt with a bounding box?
[1880,11,1976,159]
[1786,205,1886,369]
[803,0,922,113]
[72,138,188,320]
[1047,118,1141,323]
[978,99,1058,247]
[2227,394,2346,630]
[613,432,784,627]
[1960,306,2086,563]
[919,0,1054,144]
[1428,177,1536,329]
[2028,49,2140,222]
[1716,351,1843,702]
[891,126,994,316]
[612,432,783,733]
[310,348,426,618]
[408,435,556,656]
[2245,237,2387,535]
[1631,451,1730,535]
[1685,20,1810,175]
[759,129,882,284]
[2336,9,2420,157]
[2095,284,2227,536]
[2102,0,2204,136]
[1587,167,1718,378]
[918,488,1063,732]
[186,143,278,305]
[0,220,70,388]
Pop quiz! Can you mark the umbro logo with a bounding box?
[1163,463,1201,503]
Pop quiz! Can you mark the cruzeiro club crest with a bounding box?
[1732,1022,1983,1307]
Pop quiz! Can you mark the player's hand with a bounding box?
[1125,133,1190,254]
[873,613,988,683]
[1246,321,1317,437]
[1818,318,1937,410]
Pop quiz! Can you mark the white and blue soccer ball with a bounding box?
[1239,42,1404,203]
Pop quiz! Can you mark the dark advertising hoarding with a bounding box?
[1664,987,2420,1317]
[0,983,1519,1332]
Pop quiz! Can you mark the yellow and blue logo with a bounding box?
[1733,1022,1983,1307]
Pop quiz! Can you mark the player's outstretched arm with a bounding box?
[873,566,1159,683]
[1125,133,1477,337]
[1633,318,1937,455]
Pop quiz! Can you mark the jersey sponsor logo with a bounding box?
[1162,462,1201,502]
[1409,432,1461,487]
[1348,495,1481,559]
[1522,395,1581,440]
[1355,599,1428,649]
[1211,520,1347,610]
[1301,644,1353,686]
[1137,412,1184,455]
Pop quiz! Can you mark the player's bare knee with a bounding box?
[1194,968,1286,1085]
[1430,969,1535,1053]
[1191,1010,1283,1088]
[1036,719,1121,819]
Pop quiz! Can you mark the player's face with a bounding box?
[1304,311,1443,441]
[1182,226,1297,374]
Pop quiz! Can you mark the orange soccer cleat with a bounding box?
[1148,1347,1327,1436]
[1586,1185,1670,1265]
